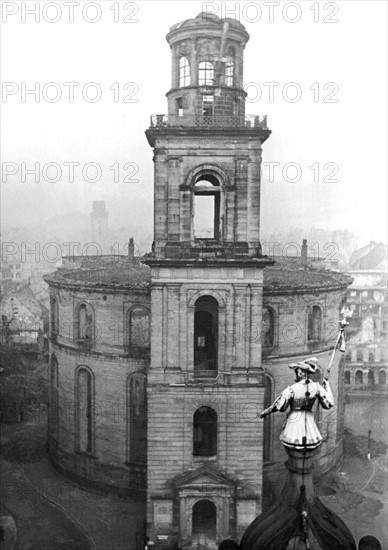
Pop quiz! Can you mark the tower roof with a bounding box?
[169,11,248,33]
[166,12,250,45]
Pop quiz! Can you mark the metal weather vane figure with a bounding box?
[261,357,334,451]
[261,307,352,452]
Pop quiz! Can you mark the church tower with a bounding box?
[145,12,273,546]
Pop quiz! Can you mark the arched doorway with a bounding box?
[192,499,217,544]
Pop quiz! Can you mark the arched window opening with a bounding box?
[192,499,217,541]
[51,297,59,334]
[307,306,322,342]
[344,371,351,384]
[379,370,386,385]
[194,296,218,376]
[193,174,221,240]
[225,47,235,86]
[356,349,363,362]
[198,61,214,86]
[262,308,275,349]
[193,406,217,457]
[263,376,273,462]
[367,369,375,387]
[127,373,147,464]
[355,370,363,386]
[77,304,94,342]
[369,351,375,362]
[128,307,150,358]
[179,56,190,87]
[50,355,59,440]
[76,368,94,454]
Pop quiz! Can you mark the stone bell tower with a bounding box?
[144,12,273,547]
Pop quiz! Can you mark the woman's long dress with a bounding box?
[270,379,334,451]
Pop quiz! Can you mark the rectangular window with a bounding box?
[194,195,215,239]
[202,95,214,117]
[198,62,214,86]
[176,97,183,117]
[179,57,190,87]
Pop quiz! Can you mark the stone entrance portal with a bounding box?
[192,499,217,544]
[174,466,236,545]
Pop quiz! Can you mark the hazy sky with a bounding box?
[1,0,387,245]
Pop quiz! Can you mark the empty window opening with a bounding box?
[367,370,375,386]
[193,406,217,457]
[307,306,322,342]
[262,308,275,348]
[77,368,93,453]
[194,296,218,373]
[176,97,183,117]
[193,175,220,240]
[179,56,190,87]
[78,304,93,341]
[128,307,150,357]
[202,94,214,117]
[233,97,239,116]
[379,370,386,385]
[355,370,363,385]
[198,62,214,86]
[344,371,351,384]
[128,373,147,464]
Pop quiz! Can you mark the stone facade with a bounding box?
[44,257,150,494]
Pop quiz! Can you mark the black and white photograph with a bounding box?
[1,1,387,549]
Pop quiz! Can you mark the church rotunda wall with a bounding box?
[44,258,150,493]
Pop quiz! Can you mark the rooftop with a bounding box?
[264,263,353,293]
[169,12,248,34]
[44,255,352,294]
[43,256,151,290]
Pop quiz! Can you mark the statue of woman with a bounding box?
[260,357,334,451]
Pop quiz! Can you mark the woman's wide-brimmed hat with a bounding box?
[288,357,318,374]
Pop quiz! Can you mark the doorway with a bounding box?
[192,499,217,544]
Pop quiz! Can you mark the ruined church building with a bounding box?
[45,12,352,546]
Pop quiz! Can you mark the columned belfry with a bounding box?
[145,12,273,547]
